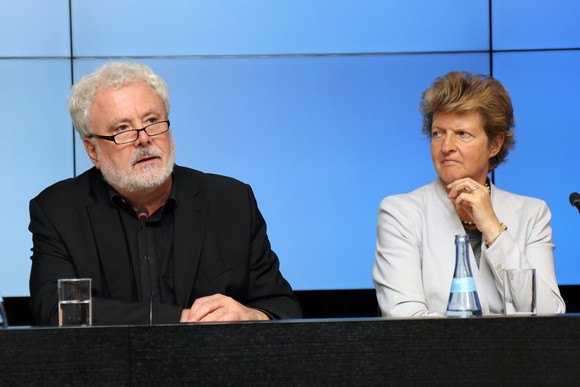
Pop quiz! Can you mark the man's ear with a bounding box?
[83,137,100,169]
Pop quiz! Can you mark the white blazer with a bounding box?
[373,178,565,317]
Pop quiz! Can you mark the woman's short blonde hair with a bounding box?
[419,71,515,170]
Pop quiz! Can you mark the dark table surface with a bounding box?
[2,315,579,386]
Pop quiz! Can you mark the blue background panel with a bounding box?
[0,0,70,57]
[2,0,580,297]
[493,0,580,50]
[493,50,580,285]
[75,53,488,289]
[71,0,489,56]
[0,59,72,296]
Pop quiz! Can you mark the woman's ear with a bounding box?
[489,134,505,158]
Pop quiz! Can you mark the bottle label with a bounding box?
[450,277,476,293]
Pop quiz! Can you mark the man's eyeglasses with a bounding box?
[88,120,170,145]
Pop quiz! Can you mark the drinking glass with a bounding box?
[503,268,536,316]
[58,278,92,326]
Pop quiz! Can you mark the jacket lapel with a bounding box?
[86,166,208,307]
[431,179,463,297]
[172,169,208,307]
[86,171,138,301]
[430,178,490,313]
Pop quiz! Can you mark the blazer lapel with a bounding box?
[86,166,209,307]
[430,179,490,313]
[431,179,463,298]
[86,169,138,301]
[87,202,138,300]
[172,173,208,308]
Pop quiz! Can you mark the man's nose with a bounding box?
[134,127,152,146]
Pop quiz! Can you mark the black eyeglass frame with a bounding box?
[88,120,171,145]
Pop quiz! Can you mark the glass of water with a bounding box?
[503,268,537,316]
[58,278,92,327]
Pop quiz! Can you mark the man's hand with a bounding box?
[180,294,270,323]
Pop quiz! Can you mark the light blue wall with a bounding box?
[1,0,579,296]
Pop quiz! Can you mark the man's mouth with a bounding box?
[131,146,163,167]
[134,155,158,166]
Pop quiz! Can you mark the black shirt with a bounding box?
[109,185,178,307]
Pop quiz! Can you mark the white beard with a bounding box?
[97,140,176,193]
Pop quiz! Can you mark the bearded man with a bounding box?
[29,62,301,325]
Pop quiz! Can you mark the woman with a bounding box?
[373,71,565,317]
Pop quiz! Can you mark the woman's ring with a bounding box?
[472,184,480,192]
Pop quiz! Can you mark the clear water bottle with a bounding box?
[446,234,482,317]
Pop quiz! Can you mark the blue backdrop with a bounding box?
[1,0,579,296]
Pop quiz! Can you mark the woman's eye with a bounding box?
[115,125,129,132]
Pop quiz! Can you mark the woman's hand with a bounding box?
[447,177,502,240]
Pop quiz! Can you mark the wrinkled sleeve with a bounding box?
[373,196,439,318]
[242,185,302,319]
[483,200,565,314]
[29,197,78,325]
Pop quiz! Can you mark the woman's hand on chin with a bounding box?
[447,177,502,238]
